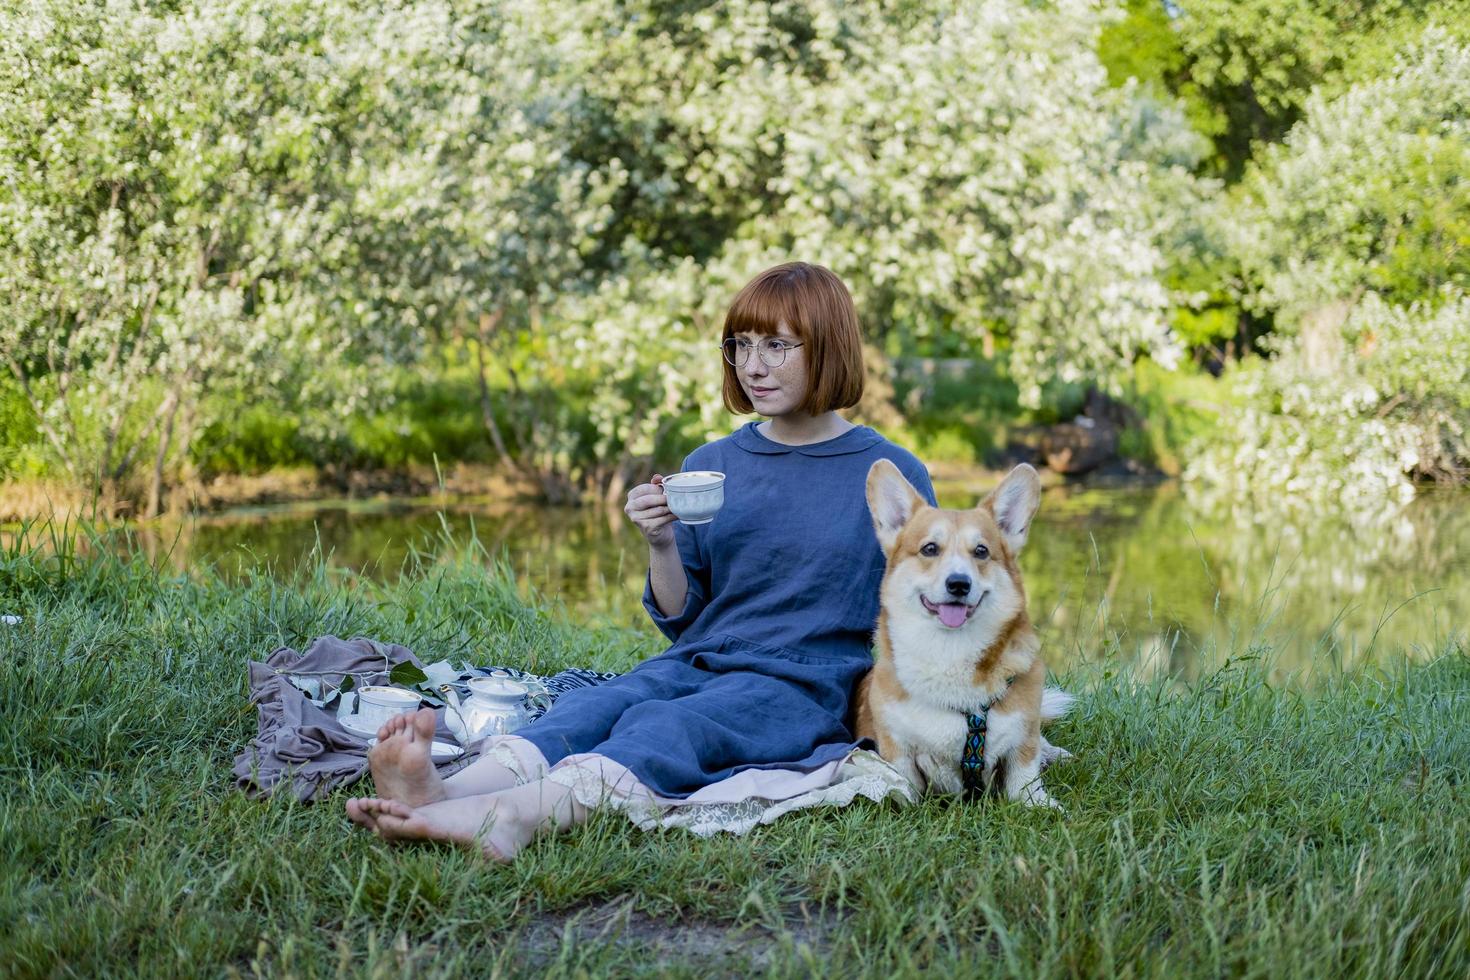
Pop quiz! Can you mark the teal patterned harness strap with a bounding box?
[960,678,1014,797]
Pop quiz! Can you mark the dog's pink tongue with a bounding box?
[938,603,968,628]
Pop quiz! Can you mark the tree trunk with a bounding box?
[146,390,181,519]
[475,306,576,504]
[3,355,81,482]
[474,310,514,463]
[1299,300,1352,377]
[111,387,182,485]
[605,467,628,508]
[171,400,200,512]
[98,282,161,486]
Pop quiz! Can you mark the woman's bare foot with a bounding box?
[353,793,537,862]
[366,707,447,806]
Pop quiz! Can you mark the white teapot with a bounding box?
[440,672,534,746]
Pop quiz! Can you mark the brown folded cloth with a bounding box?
[232,635,458,803]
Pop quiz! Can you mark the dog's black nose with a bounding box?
[945,574,971,598]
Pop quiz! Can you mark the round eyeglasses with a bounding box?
[720,337,804,367]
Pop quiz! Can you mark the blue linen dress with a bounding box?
[517,421,936,798]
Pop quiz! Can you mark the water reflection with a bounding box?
[996,482,1469,679]
[30,482,1470,679]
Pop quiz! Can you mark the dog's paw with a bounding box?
[1038,736,1073,769]
[1016,785,1063,811]
[917,755,964,796]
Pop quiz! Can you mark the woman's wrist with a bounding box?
[647,535,688,618]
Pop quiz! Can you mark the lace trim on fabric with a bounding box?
[484,735,549,785]
[545,750,918,838]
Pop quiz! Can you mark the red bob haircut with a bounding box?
[720,262,866,416]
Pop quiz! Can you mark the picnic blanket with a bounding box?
[231,635,615,803]
[234,636,1063,835]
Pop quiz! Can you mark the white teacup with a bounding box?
[355,685,420,728]
[662,470,726,525]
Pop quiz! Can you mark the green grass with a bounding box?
[2,525,1467,978]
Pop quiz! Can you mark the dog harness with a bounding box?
[960,677,1014,797]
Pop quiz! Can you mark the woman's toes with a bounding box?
[372,800,422,839]
[346,798,375,829]
[378,712,406,741]
[481,839,513,863]
[379,799,414,819]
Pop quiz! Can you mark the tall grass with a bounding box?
[2,524,1466,978]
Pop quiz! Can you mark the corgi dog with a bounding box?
[855,460,1073,807]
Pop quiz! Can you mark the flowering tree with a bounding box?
[2,0,1209,508]
[342,0,1211,502]
[0,0,432,514]
[552,0,1204,407]
[1189,31,1470,505]
[753,0,1205,405]
[321,0,628,503]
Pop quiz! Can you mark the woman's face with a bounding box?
[734,323,809,419]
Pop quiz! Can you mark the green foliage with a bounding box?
[1157,199,1249,352]
[1101,1,1470,180]
[191,406,310,475]
[1367,137,1470,303]
[1233,30,1470,320]
[0,0,446,508]
[1115,358,1227,474]
[2,0,1213,511]
[890,356,1215,468]
[0,376,42,480]
[892,358,1023,465]
[340,367,489,473]
[4,0,1467,508]
[1189,293,1470,505]
[1099,0,1228,148]
[1169,304,1238,350]
[191,359,499,476]
[913,427,981,466]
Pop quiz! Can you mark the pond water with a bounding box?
[123,479,1468,679]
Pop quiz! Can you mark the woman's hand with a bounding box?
[625,474,677,549]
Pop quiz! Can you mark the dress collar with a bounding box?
[730,420,884,457]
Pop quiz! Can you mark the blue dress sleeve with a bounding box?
[641,521,711,641]
[900,453,938,507]
[641,452,715,641]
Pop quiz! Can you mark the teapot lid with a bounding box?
[468,673,530,699]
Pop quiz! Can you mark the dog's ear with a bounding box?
[982,464,1041,555]
[867,459,925,554]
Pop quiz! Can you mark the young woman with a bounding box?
[346,262,934,858]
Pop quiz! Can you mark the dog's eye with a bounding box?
[919,542,939,557]
[974,544,990,560]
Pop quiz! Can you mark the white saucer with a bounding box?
[338,714,382,739]
[365,736,465,760]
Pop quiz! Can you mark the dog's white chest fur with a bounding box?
[874,609,1038,793]
[881,696,969,756]
[885,613,1014,712]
